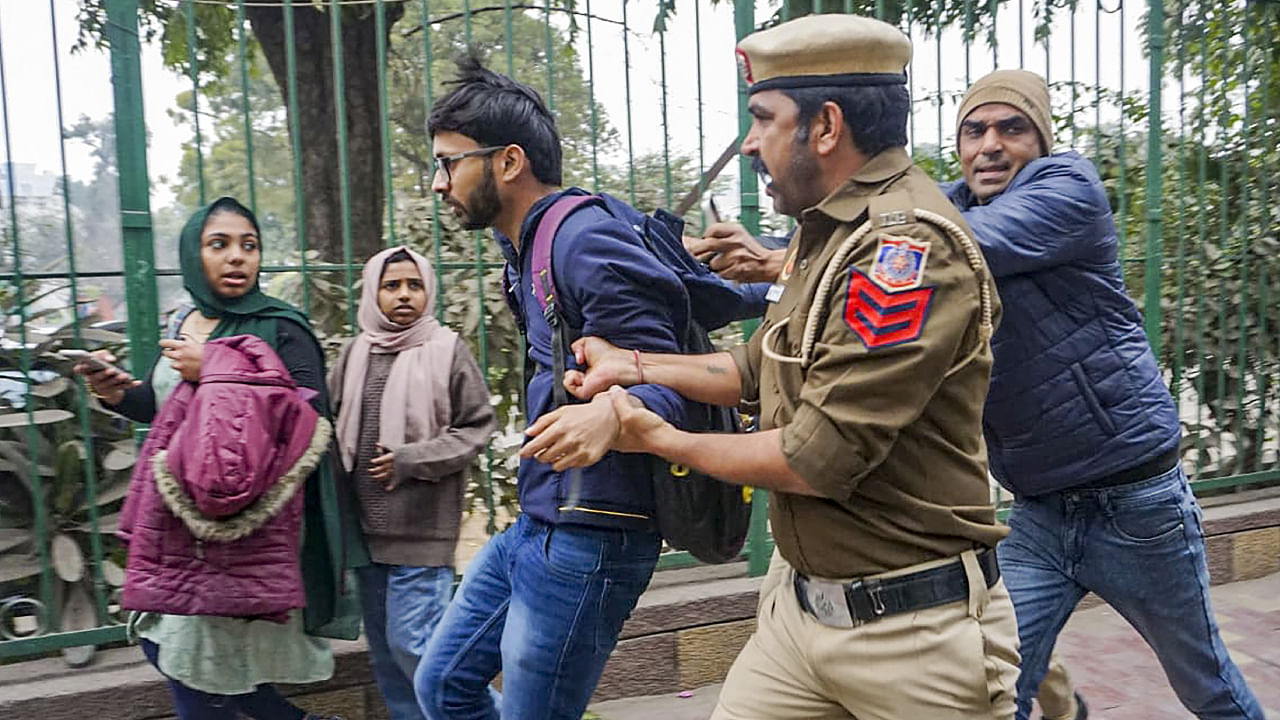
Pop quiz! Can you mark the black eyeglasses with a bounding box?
[432,146,506,182]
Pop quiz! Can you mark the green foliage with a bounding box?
[656,0,1056,43]
[386,1,621,200]
[0,317,133,657]
[74,0,237,80]
[170,46,298,263]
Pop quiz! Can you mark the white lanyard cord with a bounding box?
[761,209,994,378]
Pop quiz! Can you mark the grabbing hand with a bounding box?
[563,336,639,401]
[159,337,205,383]
[684,222,785,284]
[73,351,140,406]
[605,386,669,455]
[521,393,621,471]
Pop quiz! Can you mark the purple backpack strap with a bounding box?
[531,194,597,313]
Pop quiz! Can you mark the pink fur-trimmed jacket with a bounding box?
[118,334,331,621]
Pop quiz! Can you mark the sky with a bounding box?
[0,0,1156,219]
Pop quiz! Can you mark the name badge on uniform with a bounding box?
[765,283,785,303]
[802,576,855,628]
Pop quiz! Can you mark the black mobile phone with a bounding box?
[703,195,723,224]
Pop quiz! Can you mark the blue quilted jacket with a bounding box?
[943,152,1180,496]
[499,189,688,529]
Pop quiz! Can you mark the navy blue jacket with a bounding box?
[943,152,1181,496]
[500,189,688,528]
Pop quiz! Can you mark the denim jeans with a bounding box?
[414,514,661,720]
[998,464,1263,720]
[140,639,308,720]
[357,563,455,720]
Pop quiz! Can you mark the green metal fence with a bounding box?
[0,0,1275,664]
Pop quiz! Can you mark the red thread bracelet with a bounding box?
[633,349,645,385]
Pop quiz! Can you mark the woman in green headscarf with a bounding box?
[77,197,363,720]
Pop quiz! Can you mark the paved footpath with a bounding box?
[590,570,1280,719]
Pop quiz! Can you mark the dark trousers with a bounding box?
[140,639,309,720]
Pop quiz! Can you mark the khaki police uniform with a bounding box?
[713,14,1020,720]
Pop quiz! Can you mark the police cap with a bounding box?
[736,14,912,95]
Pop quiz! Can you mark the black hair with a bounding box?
[382,248,415,272]
[381,249,412,266]
[427,53,562,186]
[205,196,261,236]
[782,84,910,157]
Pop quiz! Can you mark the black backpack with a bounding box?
[516,192,752,564]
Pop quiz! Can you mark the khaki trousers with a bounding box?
[1036,653,1079,720]
[713,551,1021,720]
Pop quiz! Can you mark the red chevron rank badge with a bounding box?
[844,267,935,349]
[870,234,930,291]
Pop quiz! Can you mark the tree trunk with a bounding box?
[247,4,405,267]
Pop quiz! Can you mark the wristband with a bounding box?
[633,349,644,385]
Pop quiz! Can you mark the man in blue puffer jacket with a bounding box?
[944,69,1262,720]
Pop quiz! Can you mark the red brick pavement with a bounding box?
[1053,572,1280,719]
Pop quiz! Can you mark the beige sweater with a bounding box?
[330,340,495,567]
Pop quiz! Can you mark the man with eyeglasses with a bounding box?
[944,69,1264,720]
[412,56,689,720]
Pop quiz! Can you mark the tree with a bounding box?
[77,0,405,265]
[384,3,620,200]
[169,49,299,264]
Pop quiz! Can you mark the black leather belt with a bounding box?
[793,549,1000,627]
[1079,447,1180,489]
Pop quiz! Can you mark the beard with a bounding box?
[456,161,502,231]
[758,138,820,218]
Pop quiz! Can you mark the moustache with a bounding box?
[750,154,773,186]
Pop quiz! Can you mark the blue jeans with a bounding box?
[140,639,307,720]
[998,465,1263,720]
[358,563,455,720]
[414,514,661,720]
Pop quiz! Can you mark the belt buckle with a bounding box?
[861,578,887,618]
[801,576,855,629]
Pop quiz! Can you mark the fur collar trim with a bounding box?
[153,417,332,543]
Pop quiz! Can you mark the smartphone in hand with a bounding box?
[703,194,723,224]
[57,349,118,374]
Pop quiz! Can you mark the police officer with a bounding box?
[522,14,1020,719]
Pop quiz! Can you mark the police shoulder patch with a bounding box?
[869,233,930,292]
[843,267,935,349]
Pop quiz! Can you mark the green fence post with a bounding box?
[375,0,396,247]
[622,1,637,205]
[733,0,769,579]
[0,2,55,634]
[585,0,600,190]
[734,0,758,236]
[185,0,206,205]
[106,0,160,377]
[282,0,311,313]
[235,0,257,214]
[1142,0,1165,354]
[329,0,357,332]
[49,0,109,626]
